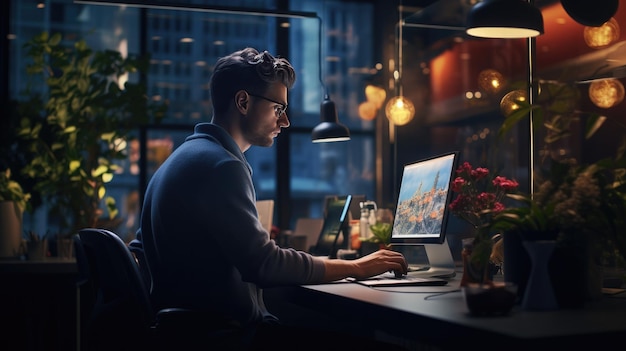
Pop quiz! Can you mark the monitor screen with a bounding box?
[312,195,352,257]
[324,194,365,220]
[391,151,459,245]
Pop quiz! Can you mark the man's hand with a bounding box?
[321,249,408,282]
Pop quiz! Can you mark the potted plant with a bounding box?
[13,32,167,242]
[0,168,31,258]
[365,222,393,249]
[495,80,626,308]
[447,161,519,285]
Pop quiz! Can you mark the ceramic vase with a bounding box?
[522,240,559,311]
[0,201,23,259]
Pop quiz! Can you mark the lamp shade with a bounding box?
[466,0,544,39]
[312,95,350,143]
[561,0,618,27]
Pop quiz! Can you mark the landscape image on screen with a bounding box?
[392,154,455,238]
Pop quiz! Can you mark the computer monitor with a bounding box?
[390,151,459,278]
[311,195,352,258]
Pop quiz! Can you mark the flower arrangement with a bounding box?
[493,154,626,266]
[449,162,520,231]
[448,161,519,284]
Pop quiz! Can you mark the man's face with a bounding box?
[242,82,290,147]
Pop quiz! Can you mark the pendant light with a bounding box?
[312,94,351,142]
[385,2,415,126]
[311,17,350,143]
[561,0,618,27]
[466,0,544,39]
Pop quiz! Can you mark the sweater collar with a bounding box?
[189,123,251,174]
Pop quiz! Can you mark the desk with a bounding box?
[272,276,626,350]
[0,258,78,351]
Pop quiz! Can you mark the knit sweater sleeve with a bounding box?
[206,158,326,287]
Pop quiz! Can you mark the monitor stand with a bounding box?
[403,238,456,278]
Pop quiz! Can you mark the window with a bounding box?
[7,0,377,239]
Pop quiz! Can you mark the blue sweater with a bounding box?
[133,123,325,326]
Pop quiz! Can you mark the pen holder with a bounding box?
[27,239,48,261]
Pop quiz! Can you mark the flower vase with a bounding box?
[460,236,494,286]
[522,240,559,311]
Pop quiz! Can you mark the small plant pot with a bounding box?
[463,282,517,316]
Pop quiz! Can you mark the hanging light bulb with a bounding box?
[358,101,378,121]
[500,89,528,117]
[385,96,415,126]
[365,84,387,109]
[584,18,620,49]
[589,79,625,108]
[478,69,506,95]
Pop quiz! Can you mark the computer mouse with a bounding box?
[393,270,406,278]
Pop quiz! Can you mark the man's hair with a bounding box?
[210,48,296,115]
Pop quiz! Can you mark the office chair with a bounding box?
[74,228,155,350]
[74,228,244,351]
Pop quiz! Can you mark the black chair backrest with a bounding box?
[74,228,154,350]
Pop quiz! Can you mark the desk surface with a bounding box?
[282,276,626,349]
[0,257,77,274]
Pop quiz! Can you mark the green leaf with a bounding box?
[585,114,606,139]
[48,32,61,46]
[69,160,81,173]
[92,165,108,177]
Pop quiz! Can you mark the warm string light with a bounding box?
[589,79,625,108]
[365,84,387,109]
[358,101,378,121]
[478,69,506,95]
[358,84,387,121]
[385,96,415,126]
[583,18,620,49]
[500,89,527,116]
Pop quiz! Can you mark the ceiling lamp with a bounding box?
[466,0,544,39]
[312,95,351,143]
[588,79,625,109]
[385,96,415,126]
[561,0,618,27]
[584,18,620,49]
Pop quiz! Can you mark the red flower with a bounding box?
[448,162,519,229]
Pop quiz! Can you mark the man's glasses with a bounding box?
[247,92,288,117]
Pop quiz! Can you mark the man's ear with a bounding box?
[235,90,249,113]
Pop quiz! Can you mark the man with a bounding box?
[132,48,407,349]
